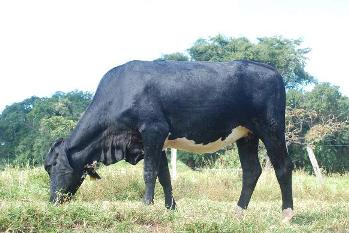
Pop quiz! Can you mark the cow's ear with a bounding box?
[87,169,101,180]
[84,161,101,180]
[48,138,64,153]
[56,140,73,172]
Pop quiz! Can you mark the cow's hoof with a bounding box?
[234,205,245,219]
[165,198,176,210]
[281,208,294,223]
[143,199,154,206]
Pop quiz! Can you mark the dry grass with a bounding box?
[0,161,348,232]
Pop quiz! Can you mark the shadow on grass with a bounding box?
[292,212,323,226]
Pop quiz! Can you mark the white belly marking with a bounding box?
[163,126,251,153]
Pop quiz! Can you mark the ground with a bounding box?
[0,161,348,232]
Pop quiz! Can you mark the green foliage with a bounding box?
[286,89,305,108]
[157,52,189,61]
[0,91,92,167]
[0,97,39,164]
[187,35,314,89]
[160,35,314,89]
[303,83,349,121]
[286,83,349,173]
[212,148,241,169]
[25,116,76,165]
[254,37,313,89]
[177,151,220,169]
[177,147,242,169]
[188,35,255,61]
[308,123,349,174]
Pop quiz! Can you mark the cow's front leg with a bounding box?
[140,124,169,206]
[236,135,261,210]
[158,151,176,210]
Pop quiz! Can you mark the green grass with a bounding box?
[0,161,348,232]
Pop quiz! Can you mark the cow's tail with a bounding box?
[263,71,287,137]
[275,72,287,130]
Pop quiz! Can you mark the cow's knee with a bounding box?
[244,166,262,183]
[240,166,262,202]
[271,154,293,180]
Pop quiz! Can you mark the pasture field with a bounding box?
[0,161,348,233]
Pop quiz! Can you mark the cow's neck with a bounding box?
[68,128,131,169]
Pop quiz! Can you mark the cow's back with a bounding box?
[106,60,284,146]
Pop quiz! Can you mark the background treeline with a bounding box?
[0,91,92,166]
[0,35,348,173]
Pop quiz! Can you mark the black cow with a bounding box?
[45,60,294,221]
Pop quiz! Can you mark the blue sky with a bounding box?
[0,0,348,112]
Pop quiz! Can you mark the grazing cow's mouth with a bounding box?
[48,169,85,204]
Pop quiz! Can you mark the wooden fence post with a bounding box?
[306,145,323,182]
[171,148,177,180]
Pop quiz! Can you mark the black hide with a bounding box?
[45,60,293,212]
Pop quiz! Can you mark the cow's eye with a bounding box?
[44,161,56,173]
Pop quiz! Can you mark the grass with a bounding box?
[0,161,348,232]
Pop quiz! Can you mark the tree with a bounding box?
[157,52,189,61]
[188,35,255,62]
[0,91,92,166]
[187,35,314,89]
[286,83,349,173]
[303,83,348,121]
[0,97,39,163]
[27,116,76,165]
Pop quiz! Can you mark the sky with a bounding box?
[0,0,348,112]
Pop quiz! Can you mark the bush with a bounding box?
[175,143,268,170]
[177,151,221,169]
[312,129,349,174]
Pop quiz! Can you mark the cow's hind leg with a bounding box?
[158,151,176,210]
[259,128,294,222]
[236,135,262,211]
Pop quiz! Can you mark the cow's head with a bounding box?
[44,130,144,203]
[44,138,86,203]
